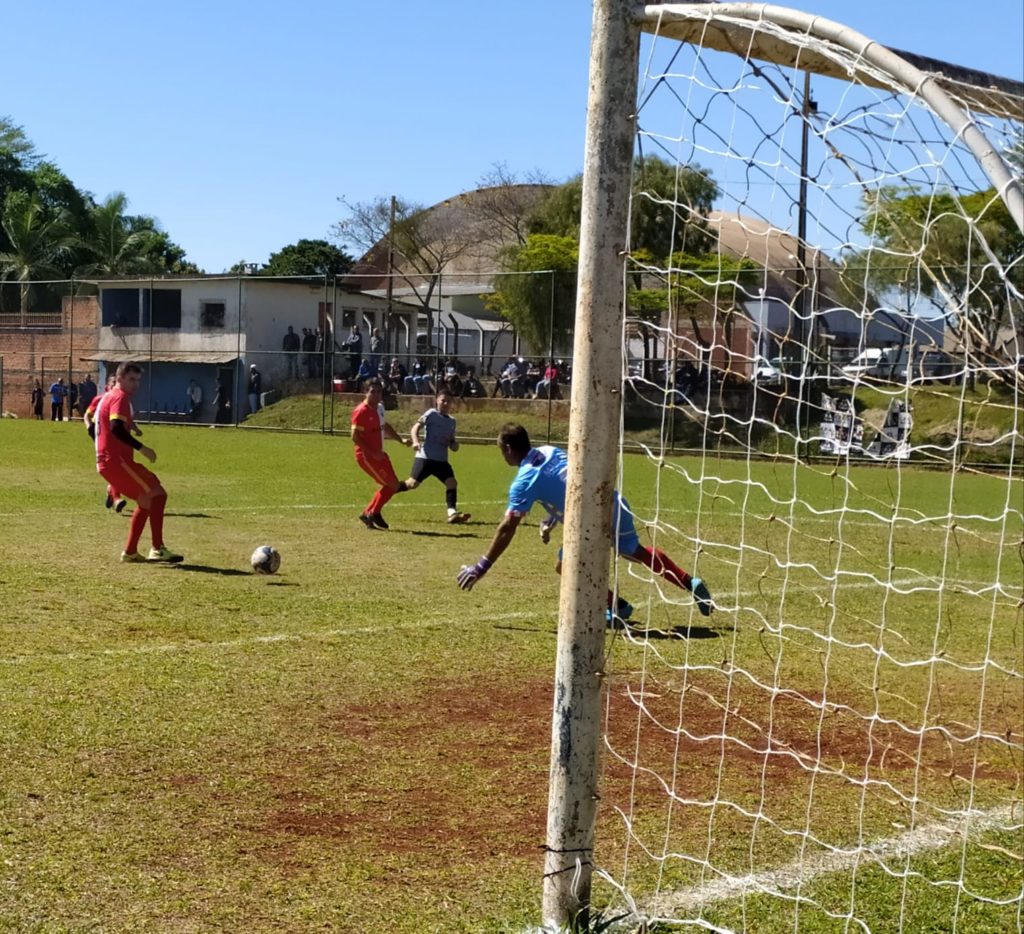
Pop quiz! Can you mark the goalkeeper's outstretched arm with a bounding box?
[457,513,522,590]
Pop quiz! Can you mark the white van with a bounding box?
[841,347,887,380]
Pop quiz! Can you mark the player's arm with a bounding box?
[110,417,156,462]
[449,426,459,452]
[410,419,424,451]
[539,509,559,544]
[457,513,522,590]
[383,422,411,446]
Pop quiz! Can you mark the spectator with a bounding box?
[302,327,317,378]
[247,364,262,415]
[78,374,98,414]
[341,325,363,379]
[67,379,78,419]
[31,379,44,419]
[497,357,521,398]
[49,377,67,421]
[403,358,433,395]
[535,360,560,399]
[675,359,700,398]
[355,358,373,392]
[384,357,406,394]
[368,327,384,376]
[282,326,300,378]
[462,367,486,398]
[213,377,231,424]
[187,379,203,421]
[315,327,325,377]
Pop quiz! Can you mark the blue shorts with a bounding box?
[556,492,640,560]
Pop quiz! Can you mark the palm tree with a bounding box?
[0,191,78,325]
[77,192,163,277]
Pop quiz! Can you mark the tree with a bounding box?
[668,252,761,357]
[854,185,1023,365]
[488,234,578,354]
[76,192,164,277]
[263,238,353,277]
[334,195,476,338]
[459,163,553,247]
[526,155,717,261]
[0,191,78,323]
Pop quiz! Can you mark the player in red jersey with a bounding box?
[351,378,412,530]
[85,374,132,513]
[95,361,184,563]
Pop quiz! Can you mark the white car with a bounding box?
[841,348,886,380]
[753,355,782,385]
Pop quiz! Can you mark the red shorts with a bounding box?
[354,449,398,488]
[98,459,161,502]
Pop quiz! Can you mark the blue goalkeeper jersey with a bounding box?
[506,446,568,519]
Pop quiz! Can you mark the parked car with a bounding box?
[753,355,783,386]
[841,347,887,380]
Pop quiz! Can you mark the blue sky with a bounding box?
[2,1,1021,274]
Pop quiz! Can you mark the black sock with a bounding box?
[446,488,457,511]
[397,481,409,493]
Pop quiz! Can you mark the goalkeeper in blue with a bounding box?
[456,423,712,620]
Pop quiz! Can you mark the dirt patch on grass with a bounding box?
[252,669,1020,872]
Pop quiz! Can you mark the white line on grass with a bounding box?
[2,574,1007,667]
[637,803,1021,921]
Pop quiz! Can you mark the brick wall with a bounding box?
[1,296,100,418]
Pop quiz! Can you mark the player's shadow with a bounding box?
[165,512,219,519]
[406,530,478,539]
[612,622,721,640]
[168,564,252,576]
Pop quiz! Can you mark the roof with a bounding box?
[81,351,239,364]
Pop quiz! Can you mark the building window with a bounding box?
[201,301,226,328]
[102,289,140,327]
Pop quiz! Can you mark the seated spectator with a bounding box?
[403,358,434,395]
[535,360,560,399]
[384,357,407,394]
[355,358,373,392]
[462,367,486,398]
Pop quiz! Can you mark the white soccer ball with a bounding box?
[250,545,281,575]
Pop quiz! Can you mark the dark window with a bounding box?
[102,289,139,327]
[142,289,181,329]
[201,302,226,328]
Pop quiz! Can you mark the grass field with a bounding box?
[0,417,1020,932]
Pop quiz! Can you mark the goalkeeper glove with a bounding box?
[457,555,492,590]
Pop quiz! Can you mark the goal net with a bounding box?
[556,3,1023,930]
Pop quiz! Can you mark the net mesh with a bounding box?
[591,7,1023,930]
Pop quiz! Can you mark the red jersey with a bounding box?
[95,387,136,465]
[351,401,385,455]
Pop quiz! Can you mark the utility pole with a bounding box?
[386,194,396,355]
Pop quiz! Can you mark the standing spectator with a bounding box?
[67,379,78,419]
[78,374,98,415]
[282,326,300,378]
[247,364,262,415]
[315,327,325,377]
[49,377,67,421]
[341,325,363,379]
[31,379,44,419]
[187,379,203,421]
[302,327,317,378]
[351,379,412,530]
[94,361,183,564]
[213,377,231,424]
[455,424,713,620]
[401,388,471,524]
[368,327,384,376]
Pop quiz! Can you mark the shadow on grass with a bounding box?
[124,511,219,520]
[167,564,253,577]
[406,530,479,539]
[492,622,723,640]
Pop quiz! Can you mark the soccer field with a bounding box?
[0,420,1020,932]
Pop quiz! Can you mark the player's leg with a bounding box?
[614,493,712,616]
[442,466,470,523]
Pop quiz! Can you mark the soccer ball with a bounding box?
[250,545,281,575]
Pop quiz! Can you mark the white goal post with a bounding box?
[545,1,1023,929]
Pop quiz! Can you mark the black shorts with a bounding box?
[410,457,454,484]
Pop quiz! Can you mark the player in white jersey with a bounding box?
[401,389,471,524]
